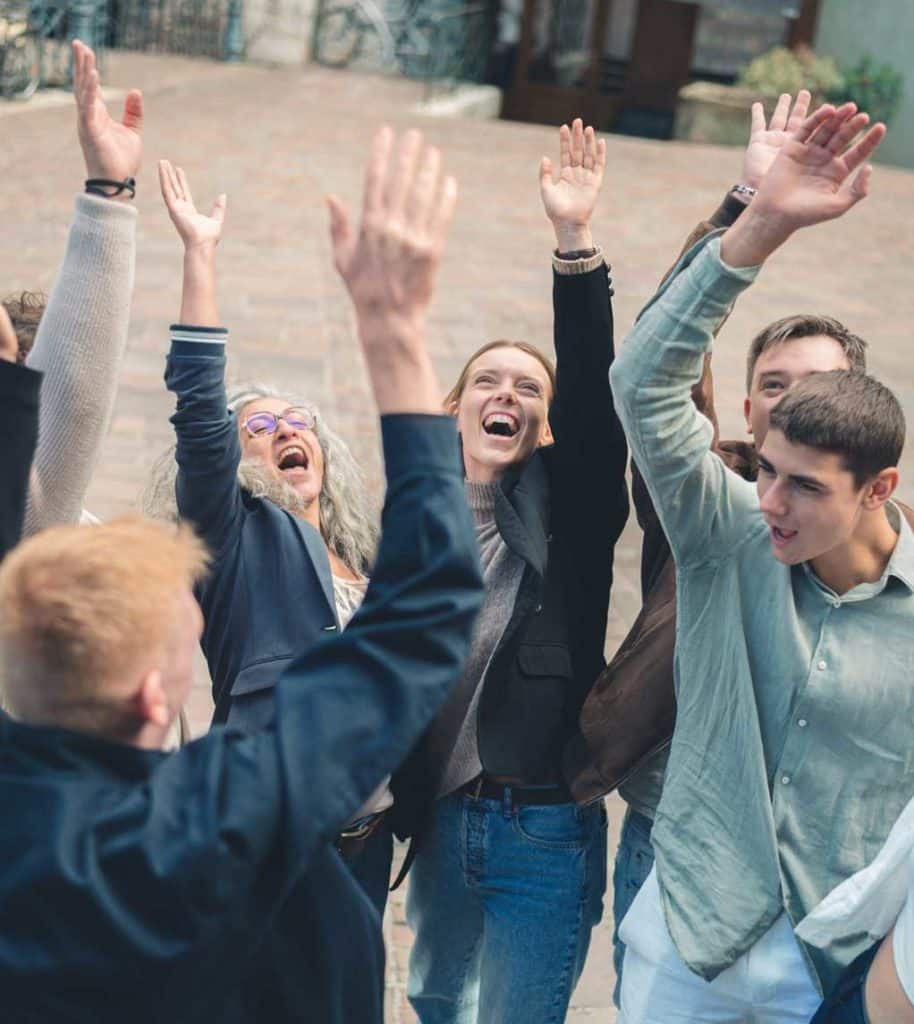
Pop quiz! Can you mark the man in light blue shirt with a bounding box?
[611,101,914,1023]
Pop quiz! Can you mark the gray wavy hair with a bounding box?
[141,382,378,575]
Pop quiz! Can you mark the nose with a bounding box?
[274,416,295,440]
[759,477,789,518]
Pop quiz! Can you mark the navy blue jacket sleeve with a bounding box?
[144,414,482,920]
[165,330,243,559]
[0,361,42,559]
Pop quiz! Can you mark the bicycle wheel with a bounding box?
[313,6,362,68]
[0,31,41,100]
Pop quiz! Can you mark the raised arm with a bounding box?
[159,161,240,556]
[147,130,480,913]
[632,91,812,548]
[612,102,886,567]
[0,308,41,558]
[24,41,141,534]
[539,120,628,668]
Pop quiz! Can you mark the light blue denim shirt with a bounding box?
[610,234,914,994]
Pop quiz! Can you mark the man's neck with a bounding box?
[808,506,899,595]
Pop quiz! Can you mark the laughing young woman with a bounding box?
[152,160,393,915]
[396,120,629,1024]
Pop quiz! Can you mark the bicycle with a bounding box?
[312,0,486,81]
[0,1,41,99]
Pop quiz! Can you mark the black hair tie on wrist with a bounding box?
[85,177,137,199]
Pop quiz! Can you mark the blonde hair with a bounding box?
[0,516,209,737]
[444,339,556,411]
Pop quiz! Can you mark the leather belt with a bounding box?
[461,775,571,806]
[335,810,387,863]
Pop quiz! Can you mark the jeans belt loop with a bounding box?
[502,785,512,819]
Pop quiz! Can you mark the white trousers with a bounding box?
[618,868,822,1024]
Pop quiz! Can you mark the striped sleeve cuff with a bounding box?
[552,245,606,276]
[169,324,228,345]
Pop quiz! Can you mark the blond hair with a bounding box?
[444,339,556,411]
[0,516,209,737]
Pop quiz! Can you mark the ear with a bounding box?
[135,669,170,728]
[445,398,459,417]
[538,421,554,447]
[862,467,899,511]
[744,396,753,435]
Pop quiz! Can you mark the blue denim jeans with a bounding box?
[611,807,655,1008]
[809,943,879,1024]
[406,788,607,1024]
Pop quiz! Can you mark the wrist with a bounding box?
[719,205,792,269]
[182,243,218,265]
[552,223,594,254]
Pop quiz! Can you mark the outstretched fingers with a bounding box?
[558,123,572,169]
[841,121,887,174]
[406,143,442,233]
[794,103,837,143]
[570,117,584,166]
[384,130,422,223]
[326,194,354,273]
[361,125,394,230]
[122,89,143,133]
[769,92,792,133]
[786,90,811,132]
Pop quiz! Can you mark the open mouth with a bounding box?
[482,412,520,438]
[770,525,798,547]
[277,444,310,473]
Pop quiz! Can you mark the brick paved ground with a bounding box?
[2,53,912,1022]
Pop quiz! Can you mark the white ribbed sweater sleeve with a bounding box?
[23,194,137,534]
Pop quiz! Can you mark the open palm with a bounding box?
[73,40,142,182]
[741,90,810,188]
[757,103,885,228]
[159,161,226,249]
[540,118,606,228]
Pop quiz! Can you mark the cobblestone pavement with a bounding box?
[2,52,913,1022]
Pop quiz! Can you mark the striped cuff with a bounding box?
[552,245,605,276]
[169,324,228,345]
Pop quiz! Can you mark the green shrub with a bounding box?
[738,45,844,101]
[829,56,905,126]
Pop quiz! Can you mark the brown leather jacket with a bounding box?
[564,191,752,804]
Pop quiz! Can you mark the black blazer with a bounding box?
[392,261,629,837]
[166,333,340,729]
[0,360,41,559]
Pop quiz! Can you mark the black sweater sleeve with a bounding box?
[0,361,42,559]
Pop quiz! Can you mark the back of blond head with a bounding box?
[0,516,209,735]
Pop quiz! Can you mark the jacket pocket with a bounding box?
[516,643,574,681]
[226,656,295,732]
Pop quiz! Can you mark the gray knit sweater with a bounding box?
[435,480,525,797]
[24,194,137,534]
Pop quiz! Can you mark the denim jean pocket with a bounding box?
[512,802,596,851]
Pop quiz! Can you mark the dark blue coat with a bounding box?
[0,414,482,1024]
[0,360,41,559]
[166,333,341,729]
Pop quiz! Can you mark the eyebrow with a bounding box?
[758,455,829,491]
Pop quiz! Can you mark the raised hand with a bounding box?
[741,90,811,190]
[326,127,456,414]
[0,306,17,363]
[539,118,606,252]
[721,102,886,268]
[72,40,142,188]
[158,160,227,251]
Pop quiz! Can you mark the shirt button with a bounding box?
[781,775,791,785]
[797,718,808,728]
[817,660,827,671]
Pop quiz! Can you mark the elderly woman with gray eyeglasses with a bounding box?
[148,159,392,915]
